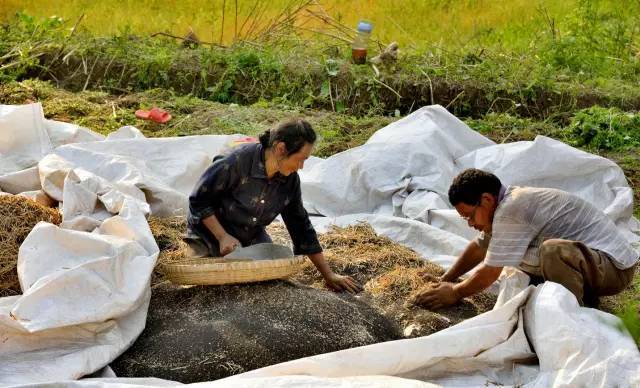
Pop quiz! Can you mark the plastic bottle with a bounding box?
[351,20,373,65]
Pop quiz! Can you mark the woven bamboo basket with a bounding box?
[162,256,306,285]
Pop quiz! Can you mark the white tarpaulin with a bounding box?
[0,103,638,387]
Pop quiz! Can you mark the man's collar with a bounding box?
[497,185,507,204]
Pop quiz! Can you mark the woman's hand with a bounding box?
[219,233,241,256]
[324,272,362,294]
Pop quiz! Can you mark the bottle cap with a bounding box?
[357,20,373,33]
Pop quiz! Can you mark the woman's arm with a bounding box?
[307,252,362,294]
[280,175,362,293]
[202,213,240,255]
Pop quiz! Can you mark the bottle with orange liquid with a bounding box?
[351,20,373,65]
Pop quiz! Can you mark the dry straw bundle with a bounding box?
[0,194,62,296]
[147,216,191,285]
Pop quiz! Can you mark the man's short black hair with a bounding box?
[448,169,502,206]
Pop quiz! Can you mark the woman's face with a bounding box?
[276,142,313,176]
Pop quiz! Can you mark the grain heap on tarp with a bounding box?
[150,217,496,338]
[112,280,400,383]
[0,194,62,297]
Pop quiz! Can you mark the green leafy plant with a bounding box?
[568,106,640,150]
[617,301,640,346]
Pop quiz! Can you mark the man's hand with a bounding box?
[219,233,241,256]
[414,282,460,310]
[325,273,363,294]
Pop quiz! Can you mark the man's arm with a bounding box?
[441,239,488,282]
[452,264,503,298]
[415,264,503,309]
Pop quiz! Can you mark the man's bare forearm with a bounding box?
[441,240,487,282]
[453,264,503,298]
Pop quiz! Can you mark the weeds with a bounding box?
[2,6,640,118]
[568,107,640,151]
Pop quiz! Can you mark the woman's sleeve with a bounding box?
[281,175,322,255]
[188,154,239,225]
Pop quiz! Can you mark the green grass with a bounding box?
[2,9,640,119]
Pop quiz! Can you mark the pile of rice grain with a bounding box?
[0,194,62,296]
[149,218,497,337]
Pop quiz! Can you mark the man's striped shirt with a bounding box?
[477,186,639,274]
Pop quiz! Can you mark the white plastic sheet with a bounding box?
[0,103,638,387]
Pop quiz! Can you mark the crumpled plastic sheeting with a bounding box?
[0,197,156,384]
[211,283,640,388]
[1,103,639,387]
[300,105,640,248]
[50,135,241,216]
[300,106,494,218]
[524,284,640,387]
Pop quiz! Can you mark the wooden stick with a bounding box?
[82,57,99,91]
[445,90,465,109]
[220,0,227,45]
[150,32,224,47]
[419,69,435,105]
[373,77,402,99]
[234,0,238,42]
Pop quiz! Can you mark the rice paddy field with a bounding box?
[0,0,633,50]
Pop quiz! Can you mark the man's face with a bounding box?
[455,193,496,233]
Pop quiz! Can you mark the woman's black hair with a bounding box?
[258,118,316,156]
[448,168,502,206]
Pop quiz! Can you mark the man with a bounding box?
[416,168,638,308]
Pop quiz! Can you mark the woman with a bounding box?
[187,119,361,293]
